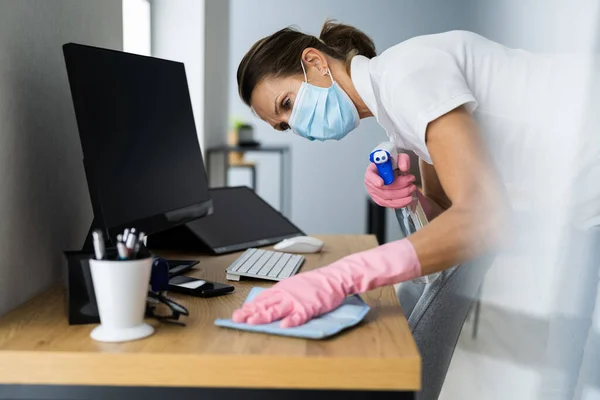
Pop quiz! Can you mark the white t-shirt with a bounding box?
[351,30,599,227]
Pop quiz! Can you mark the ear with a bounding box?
[301,47,329,76]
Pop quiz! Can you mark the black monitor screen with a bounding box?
[63,43,210,234]
[188,187,303,253]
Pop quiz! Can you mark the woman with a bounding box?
[231,20,599,399]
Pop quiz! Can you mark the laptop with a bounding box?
[148,186,305,254]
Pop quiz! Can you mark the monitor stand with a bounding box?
[145,220,213,254]
[82,218,212,254]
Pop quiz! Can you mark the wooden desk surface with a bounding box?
[0,235,420,391]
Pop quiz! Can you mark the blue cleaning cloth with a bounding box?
[214,287,370,339]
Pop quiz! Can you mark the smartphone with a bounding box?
[168,275,235,298]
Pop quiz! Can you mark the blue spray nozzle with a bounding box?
[369,149,395,185]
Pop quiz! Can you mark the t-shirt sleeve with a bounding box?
[379,47,478,157]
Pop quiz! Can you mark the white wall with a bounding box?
[203,0,230,152]
[152,0,206,153]
[123,0,152,56]
[467,0,599,53]
[152,0,229,185]
[228,0,472,237]
[0,0,123,317]
[204,0,230,187]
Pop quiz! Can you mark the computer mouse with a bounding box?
[274,236,324,253]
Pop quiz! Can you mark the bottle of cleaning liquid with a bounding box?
[369,142,440,284]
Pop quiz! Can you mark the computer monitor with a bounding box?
[63,43,213,249]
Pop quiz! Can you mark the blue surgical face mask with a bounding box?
[288,61,360,141]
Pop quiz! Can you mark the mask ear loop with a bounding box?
[300,60,334,86]
[300,61,308,83]
[326,68,335,85]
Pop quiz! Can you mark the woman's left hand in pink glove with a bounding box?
[231,239,422,328]
[365,153,417,209]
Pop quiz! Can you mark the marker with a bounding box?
[117,242,128,260]
[125,231,137,250]
[123,228,130,243]
[133,242,141,258]
[136,232,147,259]
[92,230,105,260]
[129,228,137,246]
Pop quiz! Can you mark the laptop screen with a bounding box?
[187,186,304,253]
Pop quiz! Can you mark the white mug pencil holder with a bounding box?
[89,256,154,342]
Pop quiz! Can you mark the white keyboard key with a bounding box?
[248,251,273,274]
[258,252,283,276]
[279,256,302,278]
[267,253,292,277]
[237,250,264,273]
[228,248,255,272]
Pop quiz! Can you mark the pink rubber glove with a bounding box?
[231,239,421,328]
[365,153,416,209]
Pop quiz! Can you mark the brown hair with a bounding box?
[237,19,376,106]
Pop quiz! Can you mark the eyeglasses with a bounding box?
[146,291,189,326]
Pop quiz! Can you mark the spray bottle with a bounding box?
[370,142,440,284]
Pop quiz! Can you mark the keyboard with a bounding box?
[225,248,305,282]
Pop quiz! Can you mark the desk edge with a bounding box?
[0,350,420,391]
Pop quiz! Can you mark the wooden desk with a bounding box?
[0,235,420,400]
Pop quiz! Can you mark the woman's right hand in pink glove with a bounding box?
[365,153,417,208]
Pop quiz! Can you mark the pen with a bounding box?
[92,230,105,260]
[123,228,130,244]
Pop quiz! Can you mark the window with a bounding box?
[123,0,152,56]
